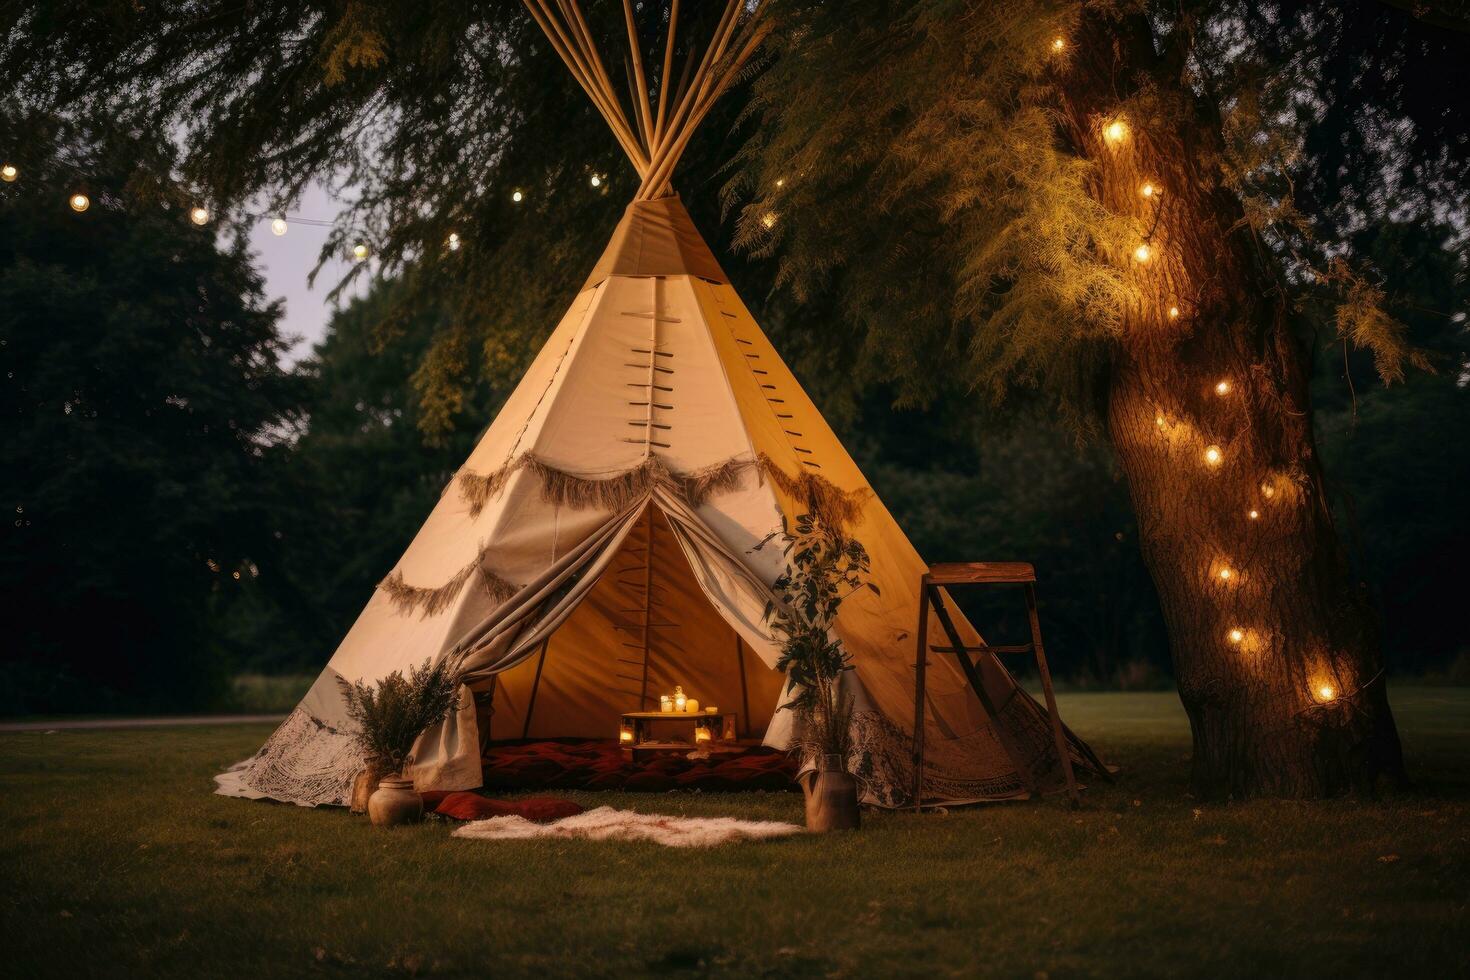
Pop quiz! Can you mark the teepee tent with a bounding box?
[217,0,1103,809]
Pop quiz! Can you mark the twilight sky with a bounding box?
[245,183,365,363]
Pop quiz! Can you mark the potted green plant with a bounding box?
[338,651,466,827]
[758,514,878,831]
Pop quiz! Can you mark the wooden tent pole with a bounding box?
[520,638,551,740]
[642,0,739,169]
[621,0,655,148]
[525,0,649,171]
[734,633,751,738]
[636,509,656,709]
[560,0,630,137]
[653,0,680,143]
[638,4,767,199]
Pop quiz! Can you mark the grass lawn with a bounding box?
[1,690,1466,978]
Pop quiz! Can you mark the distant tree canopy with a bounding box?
[0,119,301,712]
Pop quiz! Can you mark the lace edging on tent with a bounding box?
[239,706,362,807]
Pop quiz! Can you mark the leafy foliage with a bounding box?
[337,651,466,776]
[0,115,301,713]
[756,514,878,759]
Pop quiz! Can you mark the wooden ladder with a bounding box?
[912,562,1092,809]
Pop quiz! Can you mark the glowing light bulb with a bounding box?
[1215,379,1231,396]
[69,192,90,213]
[1317,684,1335,702]
[1,163,16,182]
[511,190,524,202]
[761,212,778,229]
[447,231,460,251]
[1168,306,1180,319]
[1134,243,1151,263]
[1051,37,1066,52]
[1104,119,1128,144]
[270,217,288,236]
[774,177,786,188]
[189,206,210,226]
[590,174,601,187]
[1218,567,1233,582]
[1140,182,1156,198]
[352,242,368,261]
[1155,414,1166,428]
[1227,628,1244,644]
[1261,482,1276,499]
[1248,509,1260,520]
[1204,445,1223,466]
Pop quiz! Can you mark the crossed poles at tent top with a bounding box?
[521,0,771,201]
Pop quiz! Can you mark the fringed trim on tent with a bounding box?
[378,546,521,619]
[457,453,760,518]
[756,453,870,530]
[455,451,869,530]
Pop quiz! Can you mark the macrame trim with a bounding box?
[756,453,871,530]
[378,545,521,619]
[456,451,869,531]
[457,453,760,518]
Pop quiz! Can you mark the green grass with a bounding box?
[1,691,1466,978]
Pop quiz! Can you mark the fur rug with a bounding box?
[451,805,804,847]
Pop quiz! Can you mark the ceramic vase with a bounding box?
[803,754,861,831]
[367,775,423,828]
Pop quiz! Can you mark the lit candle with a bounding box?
[694,726,712,744]
[660,695,673,713]
[619,723,635,744]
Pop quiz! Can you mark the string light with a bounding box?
[1316,684,1336,702]
[761,212,778,229]
[1,163,16,182]
[352,242,368,261]
[1168,305,1180,319]
[1248,508,1260,520]
[589,174,602,187]
[447,231,460,251]
[1204,445,1223,466]
[270,217,288,236]
[1104,119,1128,144]
[1133,243,1152,263]
[1051,36,1066,53]
[1155,413,1166,428]
[1215,379,1231,396]
[1261,482,1276,499]
[1227,628,1245,645]
[511,190,524,203]
[774,177,785,188]
[1140,182,1157,198]
[1217,566,1233,582]
[189,206,210,226]
[69,192,90,212]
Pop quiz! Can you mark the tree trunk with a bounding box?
[1060,9,1406,798]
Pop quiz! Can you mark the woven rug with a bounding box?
[451,805,803,847]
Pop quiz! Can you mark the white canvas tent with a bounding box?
[217,0,1102,809]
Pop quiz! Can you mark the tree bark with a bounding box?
[1059,9,1406,798]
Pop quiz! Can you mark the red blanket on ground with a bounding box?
[480,739,799,793]
[420,791,584,823]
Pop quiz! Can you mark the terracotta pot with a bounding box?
[350,769,381,814]
[803,754,860,832]
[367,775,423,828]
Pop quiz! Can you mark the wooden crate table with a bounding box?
[620,710,738,760]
